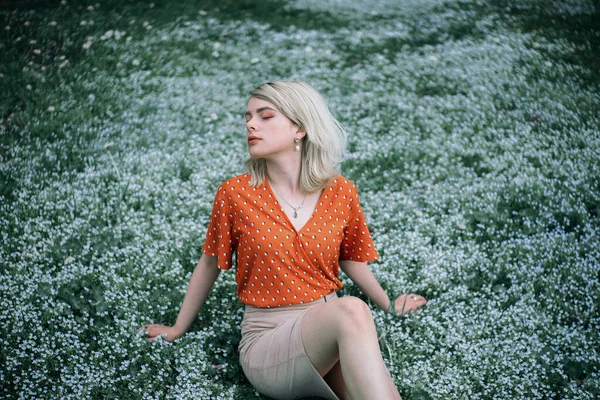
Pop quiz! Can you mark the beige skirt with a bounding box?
[238,291,340,400]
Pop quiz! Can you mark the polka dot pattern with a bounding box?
[202,173,378,307]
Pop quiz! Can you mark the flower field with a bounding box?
[1,0,599,398]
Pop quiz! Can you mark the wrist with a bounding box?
[385,292,396,314]
[171,324,187,339]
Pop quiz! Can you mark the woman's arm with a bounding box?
[339,260,426,315]
[142,253,221,342]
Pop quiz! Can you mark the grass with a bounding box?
[1,0,599,398]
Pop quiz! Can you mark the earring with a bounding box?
[295,137,301,152]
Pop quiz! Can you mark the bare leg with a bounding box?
[323,362,352,400]
[302,296,402,399]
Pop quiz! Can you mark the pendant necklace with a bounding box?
[268,179,306,218]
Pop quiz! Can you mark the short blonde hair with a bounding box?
[244,81,347,193]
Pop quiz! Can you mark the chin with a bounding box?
[247,149,265,159]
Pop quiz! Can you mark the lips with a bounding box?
[247,135,261,145]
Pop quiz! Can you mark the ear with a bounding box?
[295,126,307,139]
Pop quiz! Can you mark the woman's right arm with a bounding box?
[142,253,220,342]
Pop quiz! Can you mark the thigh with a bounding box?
[301,295,373,376]
[324,361,351,400]
[300,299,342,376]
[241,307,340,400]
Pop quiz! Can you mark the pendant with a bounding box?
[293,210,298,218]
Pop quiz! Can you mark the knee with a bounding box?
[333,296,373,331]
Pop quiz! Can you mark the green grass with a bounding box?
[1,0,599,398]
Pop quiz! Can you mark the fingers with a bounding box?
[138,324,171,342]
[394,293,427,316]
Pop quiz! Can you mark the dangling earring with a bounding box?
[295,137,301,152]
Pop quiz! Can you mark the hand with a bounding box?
[394,293,427,316]
[138,324,183,343]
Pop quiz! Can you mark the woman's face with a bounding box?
[245,97,304,159]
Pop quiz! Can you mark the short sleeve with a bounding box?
[340,185,379,262]
[202,184,234,270]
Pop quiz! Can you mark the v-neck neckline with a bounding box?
[265,179,327,234]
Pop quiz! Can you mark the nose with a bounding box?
[246,117,257,133]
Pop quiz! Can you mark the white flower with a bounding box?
[4,25,9,31]
[60,0,66,4]
[26,84,32,91]
[59,60,69,68]
[64,256,75,264]
[545,61,552,67]
[415,210,423,217]
[82,41,92,49]
[59,55,66,60]
[304,46,313,53]
[47,106,55,112]
[87,5,94,11]
[33,49,41,55]
[80,20,87,26]
[24,21,30,26]
[213,42,221,49]
[428,55,438,62]
[149,2,155,8]
[458,222,466,230]
[250,57,260,64]
[199,10,207,15]
[132,59,140,66]
[49,21,57,26]
[161,35,168,41]
[100,30,114,40]
[30,39,37,44]
[212,51,219,58]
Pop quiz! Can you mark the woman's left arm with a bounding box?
[339,260,390,311]
[339,260,427,314]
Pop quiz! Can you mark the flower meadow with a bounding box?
[1,0,599,398]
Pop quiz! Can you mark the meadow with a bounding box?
[1,0,599,398]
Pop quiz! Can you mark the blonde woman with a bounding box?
[142,81,427,399]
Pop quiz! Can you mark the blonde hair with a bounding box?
[244,81,347,193]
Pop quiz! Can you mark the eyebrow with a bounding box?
[244,106,276,117]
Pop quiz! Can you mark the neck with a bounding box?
[265,156,302,195]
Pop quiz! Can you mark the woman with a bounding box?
[141,81,427,399]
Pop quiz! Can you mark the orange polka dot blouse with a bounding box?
[202,173,379,307]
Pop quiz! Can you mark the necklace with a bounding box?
[268,179,306,218]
